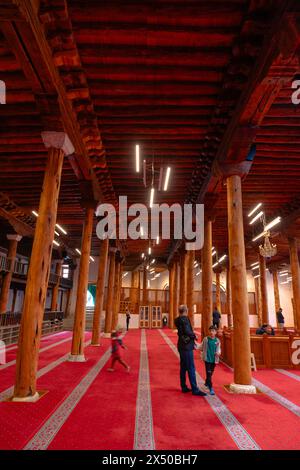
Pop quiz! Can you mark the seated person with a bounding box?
[256,324,275,336]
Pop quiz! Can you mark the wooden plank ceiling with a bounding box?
[1,0,300,271]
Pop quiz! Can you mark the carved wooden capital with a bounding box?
[214,160,253,179]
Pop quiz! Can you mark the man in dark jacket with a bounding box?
[212,308,221,329]
[174,305,206,396]
[256,324,275,336]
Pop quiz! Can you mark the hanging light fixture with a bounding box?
[259,231,277,259]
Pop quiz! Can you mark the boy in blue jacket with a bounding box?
[199,325,221,395]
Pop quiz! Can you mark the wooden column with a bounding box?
[91,238,109,345]
[289,237,300,330]
[13,131,73,401]
[272,270,281,320]
[226,267,232,327]
[112,258,121,331]
[172,260,179,328]
[201,218,212,339]
[259,254,269,324]
[0,234,22,314]
[142,265,148,303]
[254,277,262,326]
[70,207,94,360]
[130,270,139,313]
[168,263,175,329]
[186,250,195,326]
[227,174,255,393]
[179,249,187,305]
[50,260,63,311]
[104,248,117,335]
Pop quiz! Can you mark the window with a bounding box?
[62,265,69,279]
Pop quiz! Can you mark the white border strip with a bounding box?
[134,329,155,450]
[0,340,91,402]
[159,329,260,450]
[221,360,300,419]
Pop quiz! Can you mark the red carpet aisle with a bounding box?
[46,330,141,450]
[147,329,239,450]
[1,329,300,450]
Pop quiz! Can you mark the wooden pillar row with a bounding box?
[142,265,148,304]
[70,206,94,361]
[13,131,74,401]
[215,270,222,313]
[91,238,109,345]
[0,234,22,314]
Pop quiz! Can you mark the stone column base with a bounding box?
[68,354,86,362]
[90,343,101,347]
[12,392,40,403]
[229,383,257,394]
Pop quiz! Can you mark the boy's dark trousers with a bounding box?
[204,361,216,389]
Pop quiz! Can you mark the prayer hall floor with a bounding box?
[0,329,300,450]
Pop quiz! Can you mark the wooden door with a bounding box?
[139,306,150,328]
[151,306,162,328]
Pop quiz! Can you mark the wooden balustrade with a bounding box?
[220,330,300,370]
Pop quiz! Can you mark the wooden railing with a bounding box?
[220,330,300,369]
[0,310,64,327]
[0,254,10,272]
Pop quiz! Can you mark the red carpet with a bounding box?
[1,329,300,450]
[0,332,93,449]
[165,329,300,450]
[147,329,237,450]
[48,330,141,450]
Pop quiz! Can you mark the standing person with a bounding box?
[212,307,221,330]
[199,325,221,396]
[276,307,285,330]
[108,330,130,372]
[174,305,206,396]
[126,309,131,331]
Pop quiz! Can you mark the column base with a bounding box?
[229,383,257,394]
[90,343,101,347]
[103,332,111,338]
[11,392,41,403]
[68,354,86,362]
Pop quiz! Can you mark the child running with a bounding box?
[107,330,130,372]
[199,325,221,395]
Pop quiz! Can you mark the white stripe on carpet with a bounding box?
[134,329,155,450]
